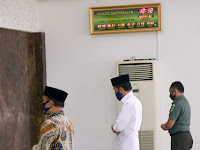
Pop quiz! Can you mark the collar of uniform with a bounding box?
[176,95,184,101]
[173,95,184,104]
[50,110,65,118]
[121,91,133,104]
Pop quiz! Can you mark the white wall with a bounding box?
[38,0,200,150]
[159,1,200,149]
[0,0,39,32]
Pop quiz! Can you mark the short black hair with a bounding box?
[170,81,184,93]
[116,82,132,91]
[48,97,64,107]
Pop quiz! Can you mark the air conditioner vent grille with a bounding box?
[139,130,154,150]
[118,63,153,81]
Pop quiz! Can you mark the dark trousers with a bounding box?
[171,131,193,150]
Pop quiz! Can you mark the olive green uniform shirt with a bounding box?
[169,95,191,134]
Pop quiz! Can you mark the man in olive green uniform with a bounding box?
[161,81,193,150]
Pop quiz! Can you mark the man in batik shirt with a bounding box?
[32,86,74,150]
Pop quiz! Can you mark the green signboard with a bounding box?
[90,3,161,34]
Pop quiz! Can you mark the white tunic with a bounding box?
[113,92,142,150]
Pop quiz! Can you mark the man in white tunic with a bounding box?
[111,74,142,150]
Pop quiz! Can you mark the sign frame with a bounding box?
[90,3,161,35]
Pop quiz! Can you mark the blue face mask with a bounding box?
[116,91,122,101]
[42,101,52,114]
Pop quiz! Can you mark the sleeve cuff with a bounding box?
[169,116,176,121]
[113,124,118,132]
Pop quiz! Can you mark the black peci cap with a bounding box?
[111,74,130,86]
[43,86,68,103]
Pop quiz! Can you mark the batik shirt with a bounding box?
[36,111,74,150]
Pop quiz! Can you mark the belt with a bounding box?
[170,131,190,136]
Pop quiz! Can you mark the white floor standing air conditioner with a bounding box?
[117,60,161,150]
